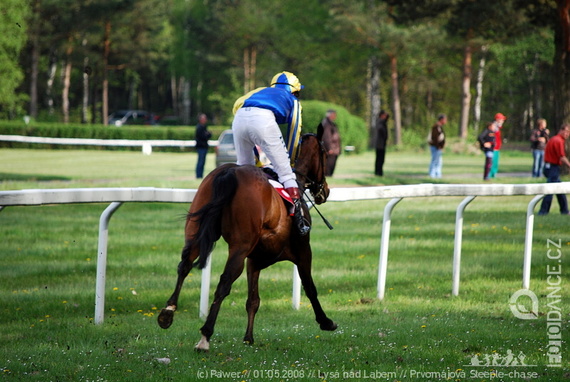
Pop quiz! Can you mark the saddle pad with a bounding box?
[268,179,294,213]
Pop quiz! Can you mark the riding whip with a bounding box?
[303,190,334,230]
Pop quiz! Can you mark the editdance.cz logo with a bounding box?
[509,239,563,368]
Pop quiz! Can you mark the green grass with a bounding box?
[1,147,569,381]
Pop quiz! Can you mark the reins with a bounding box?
[294,134,326,195]
[294,134,333,230]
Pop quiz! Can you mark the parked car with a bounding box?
[214,129,270,168]
[108,110,156,127]
[215,129,237,167]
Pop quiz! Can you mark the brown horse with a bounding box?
[157,133,337,351]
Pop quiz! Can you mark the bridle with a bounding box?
[294,134,328,202]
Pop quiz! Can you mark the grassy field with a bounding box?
[1,146,569,381]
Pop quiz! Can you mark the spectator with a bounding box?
[478,122,496,181]
[428,114,447,178]
[538,124,570,215]
[374,110,389,176]
[317,109,341,176]
[529,118,550,177]
[195,113,211,179]
[489,113,506,178]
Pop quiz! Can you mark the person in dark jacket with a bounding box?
[374,110,389,176]
[195,113,211,179]
[538,124,570,215]
[529,118,550,177]
[317,109,341,176]
[478,122,496,181]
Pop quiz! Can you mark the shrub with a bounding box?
[0,101,369,152]
[301,100,368,152]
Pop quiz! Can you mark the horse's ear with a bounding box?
[316,123,324,141]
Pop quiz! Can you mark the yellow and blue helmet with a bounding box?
[270,71,303,93]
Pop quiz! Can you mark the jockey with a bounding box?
[231,71,309,236]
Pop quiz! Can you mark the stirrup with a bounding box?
[293,198,310,236]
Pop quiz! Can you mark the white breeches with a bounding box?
[232,107,297,189]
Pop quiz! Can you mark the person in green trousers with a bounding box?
[489,113,506,178]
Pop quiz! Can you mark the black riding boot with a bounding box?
[286,187,311,236]
[293,198,310,236]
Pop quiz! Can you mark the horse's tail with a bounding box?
[187,166,239,269]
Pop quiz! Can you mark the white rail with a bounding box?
[0,134,218,154]
[2,183,569,322]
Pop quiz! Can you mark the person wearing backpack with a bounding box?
[489,113,506,178]
[478,122,496,181]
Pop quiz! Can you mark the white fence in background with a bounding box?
[0,134,218,155]
[2,183,570,324]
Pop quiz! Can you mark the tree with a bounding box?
[330,1,410,144]
[0,0,30,118]
[446,0,530,138]
[554,0,570,126]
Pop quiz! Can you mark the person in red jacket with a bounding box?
[538,124,570,215]
[489,113,506,178]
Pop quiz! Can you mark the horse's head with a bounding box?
[294,133,330,204]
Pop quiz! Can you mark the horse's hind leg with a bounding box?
[158,241,197,329]
[195,254,246,352]
[296,253,337,332]
[243,259,261,345]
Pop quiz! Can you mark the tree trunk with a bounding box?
[28,0,40,119]
[91,78,98,124]
[243,46,257,93]
[554,1,570,125]
[62,37,73,124]
[250,45,257,91]
[554,0,570,174]
[367,55,381,149]
[244,47,250,93]
[390,54,402,146]
[459,43,472,139]
[182,77,191,125]
[171,76,178,117]
[473,45,488,132]
[103,20,111,125]
[82,55,89,124]
[128,80,136,110]
[46,51,57,116]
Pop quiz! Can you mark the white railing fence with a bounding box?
[2,182,569,324]
[0,134,218,155]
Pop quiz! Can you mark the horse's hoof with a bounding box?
[243,336,254,345]
[195,335,210,352]
[320,320,338,331]
[157,309,174,329]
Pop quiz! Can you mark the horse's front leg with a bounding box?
[296,250,337,332]
[244,259,261,344]
[196,254,245,352]
[158,241,197,329]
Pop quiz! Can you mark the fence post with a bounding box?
[292,266,302,310]
[452,196,476,296]
[94,202,123,325]
[377,197,403,300]
[523,195,544,289]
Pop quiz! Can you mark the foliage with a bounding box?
[0,100,371,152]
[0,0,559,145]
[0,0,30,117]
[0,121,225,151]
[483,30,555,139]
[302,100,368,152]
